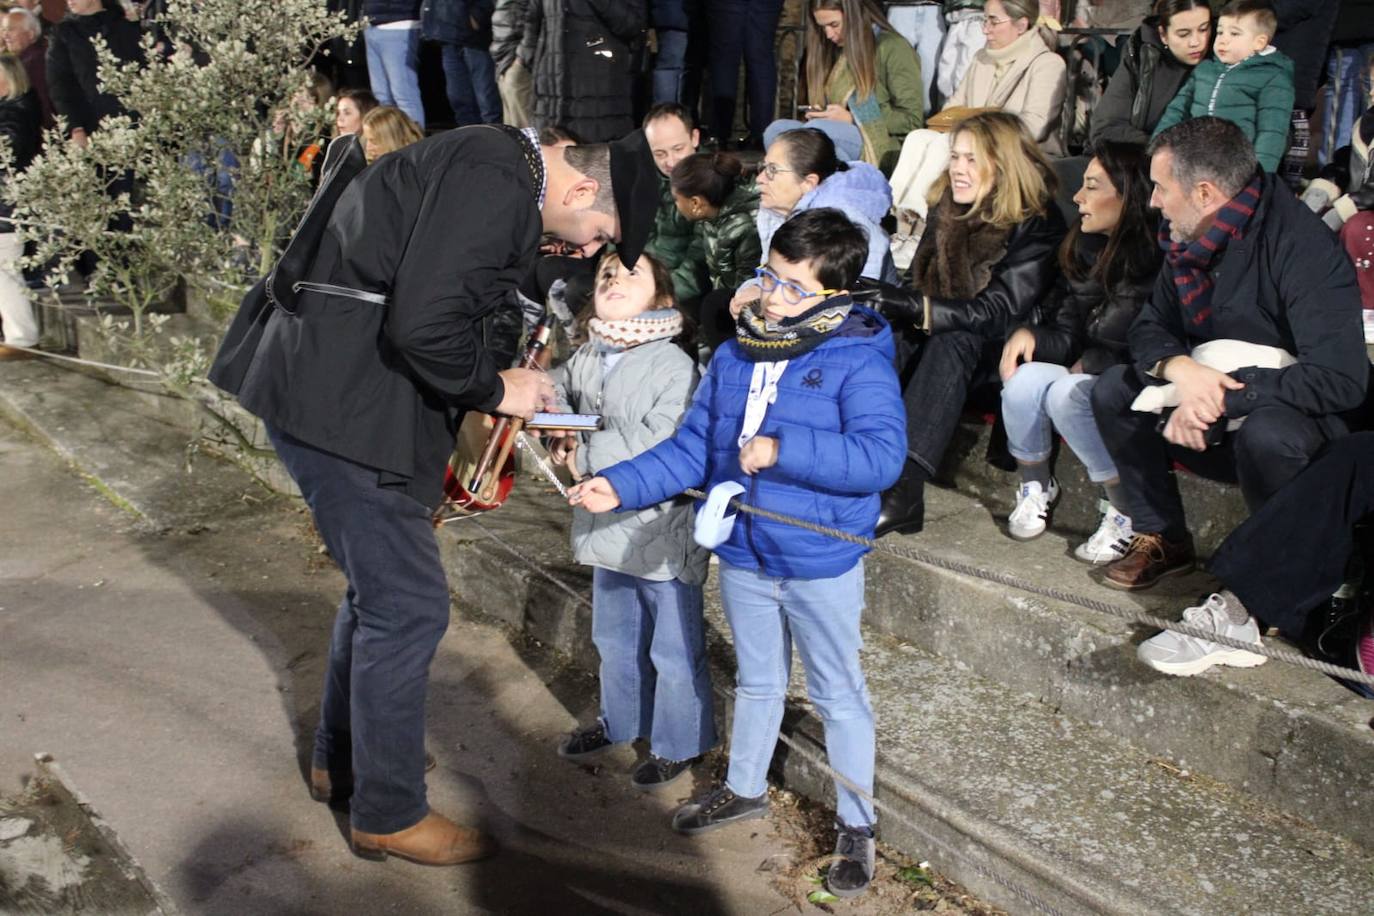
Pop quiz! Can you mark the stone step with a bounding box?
[939,416,1248,557]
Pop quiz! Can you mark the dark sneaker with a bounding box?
[1102,532,1194,590]
[631,754,697,791]
[826,823,875,898]
[557,721,615,760]
[671,784,769,835]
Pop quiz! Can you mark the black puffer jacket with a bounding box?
[1021,232,1157,376]
[1273,0,1340,110]
[491,0,528,72]
[0,90,41,229]
[518,0,646,142]
[45,6,145,136]
[1090,18,1198,147]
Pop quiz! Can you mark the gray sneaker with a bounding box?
[671,784,769,835]
[826,823,875,898]
[1137,594,1267,676]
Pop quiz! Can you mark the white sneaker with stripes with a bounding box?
[1007,478,1059,540]
[1074,501,1133,565]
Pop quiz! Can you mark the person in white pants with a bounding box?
[0,232,37,358]
[0,53,41,359]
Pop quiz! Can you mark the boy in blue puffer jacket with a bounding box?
[569,208,906,900]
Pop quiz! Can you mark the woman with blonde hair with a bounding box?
[0,53,40,359]
[864,110,1067,536]
[760,0,922,171]
[360,105,424,162]
[885,0,1066,261]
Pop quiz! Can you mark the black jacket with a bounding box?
[363,0,423,25]
[518,0,646,142]
[860,207,1066,341]
[209,127,543,507]
[1130,171,1368,426]
[1090,19,1197,147]
[1272,0,1340,110]
[1023,233,1157,376]
[0,90,41,229]
[46,6,145,135]
[421,0,495,47]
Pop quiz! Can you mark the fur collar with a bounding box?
[911,190,1013,301]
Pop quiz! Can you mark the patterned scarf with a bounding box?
[735,295,853,361]
[587,308,683,351]
[1159,173,1262,333]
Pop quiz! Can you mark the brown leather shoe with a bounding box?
[351,811,494,865]
[1102,532,1194,590]
[310,751,437,803]
[0,344,35,361]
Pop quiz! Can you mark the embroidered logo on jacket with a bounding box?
[802,368,824,389]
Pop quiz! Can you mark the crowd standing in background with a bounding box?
[3,0,1374,900]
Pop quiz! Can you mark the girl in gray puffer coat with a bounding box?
[548,250,716,789]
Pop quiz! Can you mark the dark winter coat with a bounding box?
[363,0,422,25]
[911,192,1067,340]
[518,0,647,142]
[697,181,761,291]
[1090,18,1199,146]
[209,127,543,508]
[421,0,495,48]
[1021,232,1157,376]
[1130,171,1368,432]
[1272,0,1340,110]
[491,0,528,72]
[0,90,41,229]
[1153,48,1296,172]
[45,6,146,136]
[643,174,706,302]
[1332,0,1374,43]
[18,41,55,132]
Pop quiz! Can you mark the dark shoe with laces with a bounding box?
[557,720,616,760]
[631,754,698,791]
[671,784,769,835]
[1102,532,1195,591]
[874,469,925,537]
[826,823,875,898]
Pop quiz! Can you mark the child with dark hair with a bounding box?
[1152,0,1296,172]
[569,207,906,900]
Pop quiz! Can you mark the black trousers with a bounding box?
[1210,432,1374,635]
[1090,364,1329,537]
[899,329,1003,475]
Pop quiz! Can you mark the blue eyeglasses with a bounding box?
[753,266,837,305]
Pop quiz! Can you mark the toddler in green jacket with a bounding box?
[1152,0,1294,172]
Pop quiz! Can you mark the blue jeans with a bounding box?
[718,561,875,828]
[706,0,785,142]
[763,118,863,162]
[267,425,449,835]
[441,44,501,126]
[1001,362,1118,482]
[654,26,691,104]
[886,3,943,114]
[1318,45,1374,165]
[366,25,426,128]
[592,568,717,761]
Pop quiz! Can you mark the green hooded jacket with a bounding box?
[643,175,707,302]
[696,181,762,291]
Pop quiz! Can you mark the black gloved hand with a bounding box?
[850,278,925,330]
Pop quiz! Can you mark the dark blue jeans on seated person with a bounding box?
[1090,363,1330,541]
[267,424,450,835]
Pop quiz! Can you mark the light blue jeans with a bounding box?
[365,25,426,128]
[763,118,864,163]
[592,568,717,762]
[886,3,944,114]
[718,561,875,829]
[1001,362,1118,482]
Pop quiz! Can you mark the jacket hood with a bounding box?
[1226,46,1294,76]
[828,303,895,359]
[798,162,894,225]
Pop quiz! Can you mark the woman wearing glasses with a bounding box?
[865,111,1066,537]
[886,0,1065,262]
[725,129,895,335]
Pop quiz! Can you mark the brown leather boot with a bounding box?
[351,812,494,865]
[1102,532,1194,590]
[309,751,436,803]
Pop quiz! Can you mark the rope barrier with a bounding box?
[2,345,163,378]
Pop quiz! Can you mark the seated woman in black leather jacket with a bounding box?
[997,141,1161,560]
[868,110,1066,537]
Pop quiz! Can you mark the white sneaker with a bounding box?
[1007,478,1059,540]
[1136,594,1268,676]
[1074,501,1134,565]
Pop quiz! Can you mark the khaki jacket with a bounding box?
[947,28,1066,154]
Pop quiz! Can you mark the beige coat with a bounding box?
[947,28,1067,154]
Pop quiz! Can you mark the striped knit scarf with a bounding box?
[1159,173,1262,332]
[735,295,853,361]
[587,309,683,351]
